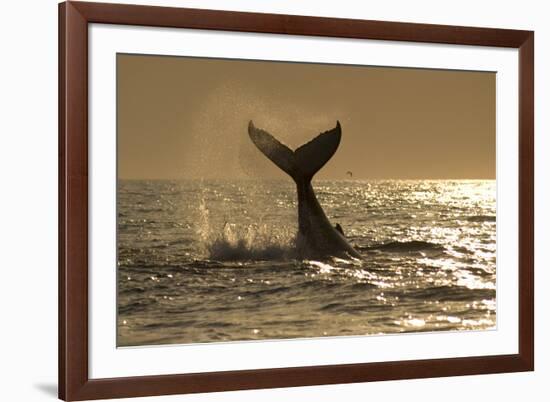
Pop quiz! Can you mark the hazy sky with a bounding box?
[117,54,495,180]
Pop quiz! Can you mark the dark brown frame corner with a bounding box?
[59,1,534,400]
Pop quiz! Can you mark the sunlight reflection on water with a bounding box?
[117,180,496,346]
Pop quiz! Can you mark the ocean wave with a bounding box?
[465,215,496,222]
[187,260,226,269]
[393,285,495,302]
[362,240,444,253]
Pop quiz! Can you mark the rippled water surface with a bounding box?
[117,180,496,346]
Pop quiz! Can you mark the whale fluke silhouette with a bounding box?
[248,121,362,259]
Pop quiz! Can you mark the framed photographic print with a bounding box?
[59,1,534,400]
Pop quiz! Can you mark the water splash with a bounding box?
[207,223,296,261]
[196,195,211,245]
[195,191,296,261]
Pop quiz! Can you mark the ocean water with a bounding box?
[117,179,496,346]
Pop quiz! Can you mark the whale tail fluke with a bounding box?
[248,121,341,183]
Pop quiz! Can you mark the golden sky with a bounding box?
[117,54,495,180]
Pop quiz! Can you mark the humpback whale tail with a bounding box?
[247,120,341,183]
[248,120,361,259]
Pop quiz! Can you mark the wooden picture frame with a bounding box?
[59,1,534,400]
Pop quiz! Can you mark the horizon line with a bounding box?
[117,177,497,181]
